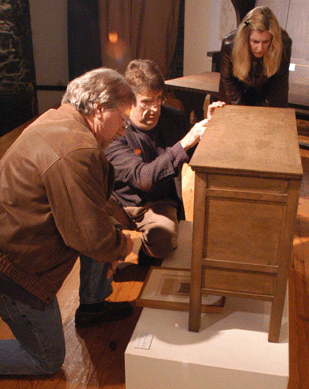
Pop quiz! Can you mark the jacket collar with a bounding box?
[57,104,91,131]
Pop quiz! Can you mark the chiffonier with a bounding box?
[188,105,303,342]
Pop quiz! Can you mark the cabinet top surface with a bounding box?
[190,106,303,178]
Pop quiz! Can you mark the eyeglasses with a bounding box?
[138,96,167,111]
[115,107,131,129]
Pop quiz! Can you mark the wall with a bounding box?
[29,0,68,113]
[184,0,212,75]
[29,0,232,112]
[184,0,236,76]
[0,0,37,135]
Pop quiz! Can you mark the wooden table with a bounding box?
[165,72,220,123]
[165,68,309,122]
[188,105,303,342]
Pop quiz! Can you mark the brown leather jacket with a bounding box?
[219,30,292,107]
[0,104,127,303]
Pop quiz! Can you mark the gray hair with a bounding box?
[61,68,136,115]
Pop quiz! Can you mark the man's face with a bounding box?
[249,30,273,58]
[92,103,131,148]
[129,89,165,130]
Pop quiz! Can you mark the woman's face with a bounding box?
[249,30,273,58]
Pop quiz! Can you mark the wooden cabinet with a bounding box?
[189,105,303,342]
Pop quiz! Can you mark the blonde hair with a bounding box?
[232,6,282,81]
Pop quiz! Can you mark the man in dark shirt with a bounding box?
[105,59,224,264]
[74,60,223,333]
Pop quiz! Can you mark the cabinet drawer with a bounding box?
[207,174,288,194]
[202,268,275,296]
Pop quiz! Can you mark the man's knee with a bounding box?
[143,226,178,258]
[38,346,65,375]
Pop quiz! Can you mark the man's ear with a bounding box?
[93,102,104,118]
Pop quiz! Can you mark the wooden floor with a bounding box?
[0,118,309,388]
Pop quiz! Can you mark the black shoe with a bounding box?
[138,249,163,267]
[113,263,150,282]
[75,301,133,328]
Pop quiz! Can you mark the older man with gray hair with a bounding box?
[0,68,135,375]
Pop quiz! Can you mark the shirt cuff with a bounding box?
[167,142,190,169]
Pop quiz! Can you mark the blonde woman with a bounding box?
[219,6,292,107]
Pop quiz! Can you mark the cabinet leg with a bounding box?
[268,289,288,342]
[189,295,202,332]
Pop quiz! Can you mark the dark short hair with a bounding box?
[125,59,165,94]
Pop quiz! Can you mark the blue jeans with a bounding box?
[0,294,65,375]
[79,254,113,305]
[0,255,111,375]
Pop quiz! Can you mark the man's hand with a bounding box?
[106,233,134,279]
[106,260,119,279]
[180,101,225,151]
[207,100,225,120]
[124,233,134,257]
[180,118,209,151]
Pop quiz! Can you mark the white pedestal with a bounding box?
[126,221,289,389]
[125,298,289,389]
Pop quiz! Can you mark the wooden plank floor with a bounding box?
[0,233,145,389]
[0,118,309,388]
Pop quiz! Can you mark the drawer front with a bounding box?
[204,197,284,265]
[202,268,275,296]
[207,174,288,194]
